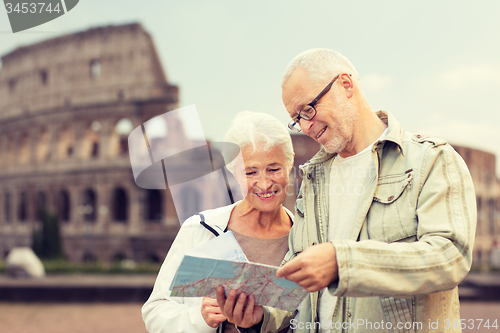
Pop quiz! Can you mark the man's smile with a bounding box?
[316,127,327,140]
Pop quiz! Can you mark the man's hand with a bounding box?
[276,242,338,292]
[216,286,263,328]
[201,297,227,328]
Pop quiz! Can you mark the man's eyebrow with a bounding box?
[289,107,302,120]
[292,101,309,118]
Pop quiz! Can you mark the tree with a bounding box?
[32,209,64,259]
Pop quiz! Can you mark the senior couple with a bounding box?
[142,49,477,333]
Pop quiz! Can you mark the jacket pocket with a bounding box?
[380,296,416,333]
[367,171,418,243]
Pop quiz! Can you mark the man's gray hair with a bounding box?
[224,111,294,171]
[281,48,359,86]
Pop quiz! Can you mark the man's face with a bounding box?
[282,68,356,154]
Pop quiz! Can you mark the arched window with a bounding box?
[91,141,99,158]
[90,59,101,78]
[19,192,27,221]
[37,129,50,162]
[58,190,71,222]
[4,192,11,222]
[82,122,100,159]
[58,127,74,159]
[7,137,16,165]
[40,69,48,85]
[82,189,96,222]
[19,133,30,165]
[145,190,162,221]
[112,188,128,222]
[114,118,133,156]
[36,192,47,220]
[8,78,16,91]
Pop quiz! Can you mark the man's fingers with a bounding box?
[285,270,332,292]
[277,243,339,291]
[281,268,309,284]
[276,258,301,278]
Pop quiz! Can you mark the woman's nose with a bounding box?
[255,174,273,190]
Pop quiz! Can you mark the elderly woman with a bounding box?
[142,111,295,333]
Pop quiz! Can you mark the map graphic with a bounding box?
[170,255,308,312]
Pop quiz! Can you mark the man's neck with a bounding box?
[338,109,387,159]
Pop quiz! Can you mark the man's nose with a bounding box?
[300,118,314,136]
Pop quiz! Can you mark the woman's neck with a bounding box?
[228,200,291,239]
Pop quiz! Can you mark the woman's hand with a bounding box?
[216,286,263,328]
[201,297,227,328]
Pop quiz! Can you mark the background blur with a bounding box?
[0,1,500,332]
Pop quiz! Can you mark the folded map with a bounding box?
[169,255,307,312]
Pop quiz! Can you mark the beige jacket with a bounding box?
[244,111,477,333]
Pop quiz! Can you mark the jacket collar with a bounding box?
[304,111,405,166]
[376,111,405,155]
[202,201,240,235]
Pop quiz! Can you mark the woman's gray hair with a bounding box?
[281,48,360,86]
[224,111,294,171]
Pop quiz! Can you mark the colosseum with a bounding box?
[0,23,499,267]
[0,23,219,263]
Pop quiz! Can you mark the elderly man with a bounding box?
[218,48,476,333]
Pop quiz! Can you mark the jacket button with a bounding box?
[311,242,317,246]
[307,173,312,179]
[298,195,302,199]
[347,312,352,317]
[388,195,394,201]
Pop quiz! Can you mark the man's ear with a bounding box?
[341,73,354,98]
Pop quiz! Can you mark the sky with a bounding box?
[1,0,500,175]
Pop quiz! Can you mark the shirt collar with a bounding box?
[305,110,405,166]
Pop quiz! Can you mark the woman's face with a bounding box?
[233,145,292,213]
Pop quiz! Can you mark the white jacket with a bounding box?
[142,201,293,333]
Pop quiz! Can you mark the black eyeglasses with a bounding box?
[287,74,350,132]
